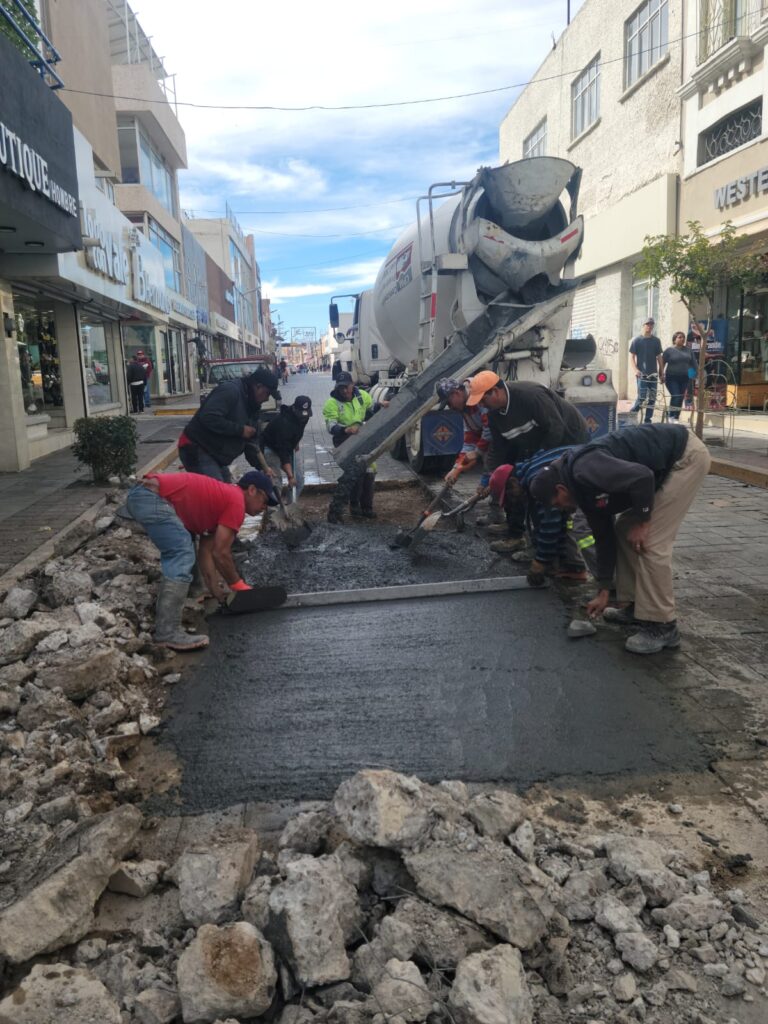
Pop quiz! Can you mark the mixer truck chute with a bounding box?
[329,157,616,482]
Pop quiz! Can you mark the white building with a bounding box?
[499,0,686,398]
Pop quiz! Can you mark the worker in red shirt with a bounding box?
[125,469,278,650]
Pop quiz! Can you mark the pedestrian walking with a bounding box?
[464,371,589,552]
[324,371,389,523]
[126,354,147,413]
[529,423,711,655]
[629,319,663,423]
[125,470,278,650]
[662,331,697,420]
[136,349,154,408]
[177,366,280,482]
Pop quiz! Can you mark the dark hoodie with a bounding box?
[183,378,262,467]
[260,405,309,465]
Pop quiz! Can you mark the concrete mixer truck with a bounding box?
[329,156,616,477]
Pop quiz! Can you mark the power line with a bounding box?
[248,223,408,238]
[267,248,389,272]
[58,23,718,114]
[183,195,419,216]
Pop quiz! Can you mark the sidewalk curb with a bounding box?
[0,441,180,595]
[709,458,768,489]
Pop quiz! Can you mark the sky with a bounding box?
[136,0,586,343]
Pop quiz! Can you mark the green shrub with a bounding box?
[72,416,138,482]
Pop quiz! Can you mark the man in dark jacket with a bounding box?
[178,366,280,482]
[260,396,312,490]
[466,371,590,471]
[529,423,711,655]
[126,355,147,413]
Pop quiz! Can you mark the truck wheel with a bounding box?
[405,424,454,476]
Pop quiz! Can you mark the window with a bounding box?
[699,0,766,64]
[117,119,139,183]
[698,98,762,165]
[523,119,547,158]
[79,315,115,407]
[631,278,659,337]
[117,117,177,216]
[571,55,600,140]
[371,344,379,360]
[148,218,182,292]
[625,0,668,88]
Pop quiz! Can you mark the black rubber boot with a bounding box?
[361,472,376,517]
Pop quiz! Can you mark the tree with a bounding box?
[0,1,40,61]
[636,220,766,437]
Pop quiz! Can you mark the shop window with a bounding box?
[698,99,762,166]
[729,287,768,384]
[571,55,600,140]
[631,278,659,336]
[523,119,547,158]
[123,323,158,398]
[80,315,115,407]
[14,300,62,415]
[625,0,668,89]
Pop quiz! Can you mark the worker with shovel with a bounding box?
[125,470,279,651]
[260,395,312,493]
[528,423,711,655]
[324,372,389,524]
[488,452,591,587]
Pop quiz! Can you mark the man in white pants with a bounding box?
[529,423,711,654]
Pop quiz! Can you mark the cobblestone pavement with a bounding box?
[0,417,186,575]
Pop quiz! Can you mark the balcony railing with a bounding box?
[0,0,63,88]
[698,0,768,64]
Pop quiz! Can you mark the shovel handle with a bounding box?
[254,448,289,515]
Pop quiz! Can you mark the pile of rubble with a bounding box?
[0,501,186,901]
[0,768,766,1024]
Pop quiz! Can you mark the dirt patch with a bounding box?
[297,481,428,527]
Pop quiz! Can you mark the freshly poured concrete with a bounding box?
[163,588,705,810]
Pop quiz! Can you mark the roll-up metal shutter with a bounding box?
[569,279,596,339]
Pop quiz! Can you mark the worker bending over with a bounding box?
[126,470,278,651]
[260,395,312,491]
[529,423,710,655]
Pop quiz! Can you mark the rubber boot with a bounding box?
[155,578,209,651]
[360,472,376,518]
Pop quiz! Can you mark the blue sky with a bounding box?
[138,0,586,341]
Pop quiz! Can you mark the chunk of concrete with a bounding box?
[466,791,527,839]
[390,896,492,968]
[404,837,555,950]
[651,892,731,931]
[134,985,182,1024]
[0,804,142,963]
[0,586,37,620]
[0,618,61,665]
[267,854,361,986]
[170,833,259,926]
[176,921,276,1024]
[36,647,127,701]
[0,962,120,1023]
[372,959,431,1023]
[449,944,533,1024]
[108,859,166,898]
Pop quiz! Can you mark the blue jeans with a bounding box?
[665,376,687,420]
[125,484,195,583]
[630,375,658,422]
[178,443,233,482]
[144,381,151,407]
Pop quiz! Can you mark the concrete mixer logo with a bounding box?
[395,243,412,282]
[381,243,414,305]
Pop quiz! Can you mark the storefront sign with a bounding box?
[132,250,171,314]
[79,205,129,284]
[171,295,196,321]
[0,120,78,217]
[714,166,768,210]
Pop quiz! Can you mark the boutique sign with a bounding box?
[80,205,129,284]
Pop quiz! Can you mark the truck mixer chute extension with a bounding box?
[328,156,616,480]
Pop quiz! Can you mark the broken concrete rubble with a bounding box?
[449,944,533,1024]
[169,833,259,926]
[0,961,122,1023]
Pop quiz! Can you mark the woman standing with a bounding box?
[662,331,697,420]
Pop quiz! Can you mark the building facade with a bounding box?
[679,0,768,407]
[499,0,686,398]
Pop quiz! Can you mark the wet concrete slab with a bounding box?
[161,588,707,811]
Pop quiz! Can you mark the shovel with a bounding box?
[253,449,312,547]
[392,480,454,549]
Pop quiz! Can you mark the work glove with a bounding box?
[526,559,548,588]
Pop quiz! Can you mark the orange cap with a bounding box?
[466,370,501,405]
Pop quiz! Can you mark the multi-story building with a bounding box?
[679,0,768,407]
[185,206,265,355]
[499,0,685,398]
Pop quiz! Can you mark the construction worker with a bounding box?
[528,423,711,655]
[125,470,278,651]
[178,366,281,482]
[488,450,591,586]
[324,371,389,523]
[465,371,590,552]
[435,378,492,488]
[260,395,312,490]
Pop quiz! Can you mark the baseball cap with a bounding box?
[528,462,564,506]
[249,366,280,398]
[336,371,354,386]
[643,318,655,326]
[238,470,279,506]
[466,370,501,405]
[293,395,312,418]
[489,464,515,504]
